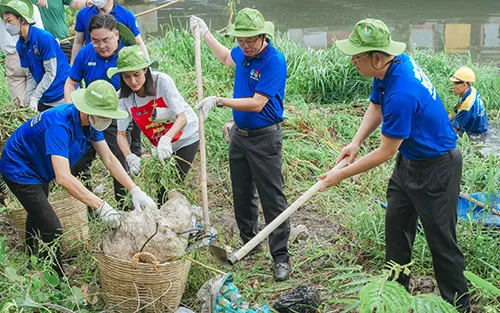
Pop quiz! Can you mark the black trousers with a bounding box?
[386,148,470,312]
[3,177,63,276]
[157,140,199,205]
[59,41,73,64]
[228,124,290,264]
[71,121,140,210]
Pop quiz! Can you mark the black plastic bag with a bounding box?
[273,285,321,313]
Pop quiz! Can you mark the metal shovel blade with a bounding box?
[209,244,229,265]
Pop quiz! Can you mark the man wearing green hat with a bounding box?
[318,19,469,311]
[0,0,69,111]
[0,0,44,106]
[0,80,156,276]
[190,8,291,281]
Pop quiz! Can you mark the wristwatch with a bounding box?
[216,97,224,108]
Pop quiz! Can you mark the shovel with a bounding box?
[194,23,210,231]
[212,158,349,265]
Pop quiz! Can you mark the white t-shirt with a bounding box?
[117,71,199,151]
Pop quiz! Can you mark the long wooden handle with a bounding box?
[228,158,349,265]
[59,0,181,44]
[459,192,500,217]
[194,24,210,229]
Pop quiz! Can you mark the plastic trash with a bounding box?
[176,307,195,313]
[273,285,321,313]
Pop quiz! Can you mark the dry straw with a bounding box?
[98,253,191,313]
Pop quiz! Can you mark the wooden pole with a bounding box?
[194,24,210,230]
[459,192,500,217]
[59,0,181,43]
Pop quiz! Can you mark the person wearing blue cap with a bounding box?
[319,19,470,312]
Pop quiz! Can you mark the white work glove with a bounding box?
[130,186,156,211]
[157,135,173,164]
[194,96,217,121]
[28,96,38,112]
[189,15,209,37]
[152,108,175,122]
[96,201,122,228]
[126,154,141,176]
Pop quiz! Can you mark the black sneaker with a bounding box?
[274,263,291,281]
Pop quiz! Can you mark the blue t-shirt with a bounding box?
[69,43,122,90]
[451,87,488,135]
[370,54,457,160]
[0,104,105,185]
[230,41,287,130]
[75,4,140,45]
[16,25,70,103]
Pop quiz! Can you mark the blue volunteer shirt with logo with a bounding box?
[370,53,457,161]
[0,104,104,185]
[69,43,122,90]
[16,25,70,103]
[230,41,287,130]
[451,87,488,135]
[75,4,140,45]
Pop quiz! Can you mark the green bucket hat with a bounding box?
[107,45,158,78]
[226,8,274,38]
[0,0,34,24]
[335,19,406,56]
[116,22,136,46]
[71,80,128,119]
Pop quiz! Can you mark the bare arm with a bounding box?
[203,31,235,67]
[164,112,187,139]
[135,35,150,61]
[219,93,268,113]
[117,130,133,157]
[335,102,384,165]
[93,140,136,190]
[352,102,384,146]
[64,78,79,103]
[338,135,402,179]
[52,155,103,210]
[319,135,403,191]
[69,0,89,10]
[70,32,85,65]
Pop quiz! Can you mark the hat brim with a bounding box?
[335,38,406,56]
[71,89,129,119]
[107,60,159,78]
[226,21,275,38]
[0,4,34,24]
[116,22,136,46]
[449,76,463,82]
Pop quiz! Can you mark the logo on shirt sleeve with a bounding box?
[88,62,96,66]
[250,69,261,81]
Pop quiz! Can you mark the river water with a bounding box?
[121,0,500,64]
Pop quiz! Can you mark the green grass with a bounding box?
[0,29,499,312]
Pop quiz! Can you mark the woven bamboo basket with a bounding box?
[98,253,191,313]
[9,195,89,251]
